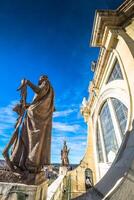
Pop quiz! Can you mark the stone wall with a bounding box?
[0,181,47,200]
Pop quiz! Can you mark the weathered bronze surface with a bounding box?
[61,141,69,166]
[1,75,54,184]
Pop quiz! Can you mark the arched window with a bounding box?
[99,101,118,160]
[96,125,104,162]
[96,98,128,163]
[107,60,123,83]
[111,98,128,135]
[85,168,93,190]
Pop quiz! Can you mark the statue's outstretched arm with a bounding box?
[27,80,41,94]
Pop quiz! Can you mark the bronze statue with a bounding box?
[2,75,54,183]
[61,141,69,167]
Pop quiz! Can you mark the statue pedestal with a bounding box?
[0,169,47,185]
[0,169,48,199]
[24,171,47,185]
[59,166,68,176]
[0,180,48,200]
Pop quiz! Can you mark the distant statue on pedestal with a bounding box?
[61,141,69,167]
[2,75,55,184]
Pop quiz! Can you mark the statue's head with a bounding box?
[64,141,67,149]
[38,75,48,85]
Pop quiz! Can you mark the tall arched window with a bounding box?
[96,98,128,163]
[99,101,118,160]
[96,125,104,162]
[111,98,128,135]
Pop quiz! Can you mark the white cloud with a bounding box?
[53,122,80,132]
[52,135,87,142]
[0,101,87,164]
[53,109,77,118]
[0,100,18,138]
[0,100,18,124]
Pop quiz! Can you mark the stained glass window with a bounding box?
[96,124,104,162]
[111,98,128,135]
[107,60,123,83]
[99,101,118,161]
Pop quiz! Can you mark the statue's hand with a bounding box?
[17,79,27,91]
[24,79,28,84]
[24,103,31,109]
[25,79,31,85]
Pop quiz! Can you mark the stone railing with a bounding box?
[0,181,48,200]
[47,175,65,200]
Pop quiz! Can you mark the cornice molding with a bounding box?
[90,0,134,47]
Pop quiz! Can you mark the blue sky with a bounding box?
[0,0,123,164]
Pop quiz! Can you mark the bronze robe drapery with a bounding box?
[10,80,54,172]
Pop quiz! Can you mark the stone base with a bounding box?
[59,166,68,176]
[0,169,47,185]
[0,180,48,200]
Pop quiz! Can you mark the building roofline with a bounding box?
[90,0,134,47]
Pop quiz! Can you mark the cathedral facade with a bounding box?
[69,0,134,198]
